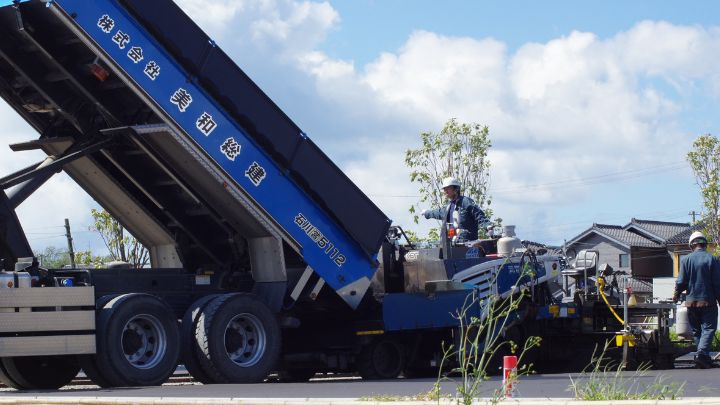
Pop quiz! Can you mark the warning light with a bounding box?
[90,63,109,82]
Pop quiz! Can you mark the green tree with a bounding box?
[405,118,493,238]
[687,134,720,247]
[91,209,149,268]
[74,250,107,268]
[35,246,70,268]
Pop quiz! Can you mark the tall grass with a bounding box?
[436,257,542,405]
[568,341,685,401]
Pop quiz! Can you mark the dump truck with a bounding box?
[0,0,679,390]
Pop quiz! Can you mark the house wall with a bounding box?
[669,243,717,277]
[631,247,672,278]
[669,246,689,277]
[568,235,629,272]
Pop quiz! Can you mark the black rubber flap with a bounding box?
[118,0,390,257]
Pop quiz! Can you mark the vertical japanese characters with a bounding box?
[95,13,270,190]
[95,11,345,270]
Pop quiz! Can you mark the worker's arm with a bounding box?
[469,204,491,231]
[423,207,446,220]
[673,257,689,302]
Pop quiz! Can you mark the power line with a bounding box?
[367,161,689,198]
[27,235,65,241]
[490,162,687,194]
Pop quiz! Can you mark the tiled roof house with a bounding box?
[565,219,692,280]
[624,218,692,244]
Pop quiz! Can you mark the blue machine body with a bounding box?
[496,260,547,294]
[45,0,390,298]
[382,290,482,331]
[383,257,552,331]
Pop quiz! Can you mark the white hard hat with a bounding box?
[688,231,707,246]
[442,177,461,189]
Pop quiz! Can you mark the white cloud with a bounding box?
[343,143,418,231]
[14,174,99,251]
[293,18,714,242]
[0,102,100,252]
[176,0,339,60]
[360,31,509,127]
[1,1,716,251]
[613,21,720,78]
[249,0,338,57]
[173,0,246,37]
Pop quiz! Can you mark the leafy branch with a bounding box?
[90,208,149,268]
[405,118,493,238]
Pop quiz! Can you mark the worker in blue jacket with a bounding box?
[421,177,490,242]
[674,231,720,369]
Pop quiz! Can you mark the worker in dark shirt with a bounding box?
[674,231,720,369]
[421,177,490,242]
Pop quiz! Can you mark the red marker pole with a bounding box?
[503,355,518,398]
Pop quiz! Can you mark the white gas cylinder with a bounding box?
[675,305,692,339]
[497,225,522,257]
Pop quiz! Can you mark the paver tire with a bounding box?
[195,293,281,383]
[357,338,404,380]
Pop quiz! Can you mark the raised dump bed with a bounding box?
[0,0,390,307]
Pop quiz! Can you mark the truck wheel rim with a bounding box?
[223,313,266,367]
[121,314,167,370]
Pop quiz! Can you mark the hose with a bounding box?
[597,276,625,324]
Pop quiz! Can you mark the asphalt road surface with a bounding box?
[2,367,719,399]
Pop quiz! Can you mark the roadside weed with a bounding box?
[568,341,685,401]
[437,256,542,405]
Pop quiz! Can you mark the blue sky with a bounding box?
[324,1,720,65]
[1,0,719,256]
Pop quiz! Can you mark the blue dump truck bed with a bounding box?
[114,0,391,260]
[0,0,390,306]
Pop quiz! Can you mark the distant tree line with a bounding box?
[33,209,149,269]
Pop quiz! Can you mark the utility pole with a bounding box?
[689,210,697,223]
[64,218,75,269]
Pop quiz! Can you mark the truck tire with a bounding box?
[180,294,221,383]
[454,325,501,376]
[0,359,20,388]
[194,293,281,383]
[79,294,119,388]
[0,355,80,389]
[77,354,112,388]
[93,293,180,387]
[357,338,404,380]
